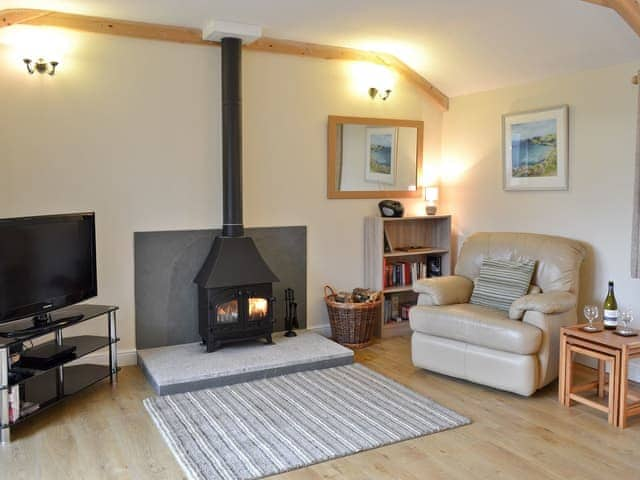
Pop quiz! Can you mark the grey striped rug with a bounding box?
[144,364,470,480]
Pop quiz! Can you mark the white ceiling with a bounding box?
[2,0,639,96]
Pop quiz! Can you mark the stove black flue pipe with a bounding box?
[221,37,244,237]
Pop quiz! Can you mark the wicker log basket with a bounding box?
[324,285,381,349]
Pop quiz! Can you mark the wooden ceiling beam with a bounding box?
[247,38,449,110]
[1,9,211,45]
[580,0,640,37]
[614,0,640,37]
[0,8,51,25]
[0,8,448,110]
[580,0,611,6]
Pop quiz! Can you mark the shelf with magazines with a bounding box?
[364,214,451,338]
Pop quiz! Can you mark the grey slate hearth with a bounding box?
[137,332,354,395]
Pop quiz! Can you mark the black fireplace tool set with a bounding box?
[283,288,299,337]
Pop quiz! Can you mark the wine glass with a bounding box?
[620,309,634,334]
[583,305,599,331]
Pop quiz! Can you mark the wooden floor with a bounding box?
[2,336,639,479]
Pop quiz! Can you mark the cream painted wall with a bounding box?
[441,60,640,379]
[0,29,441,351]
[0,33,220,351]
[242,50,441,333]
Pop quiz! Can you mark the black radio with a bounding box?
[378,200,404,218]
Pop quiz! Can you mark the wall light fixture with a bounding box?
[23,58,59,76]
[368,87,391,101]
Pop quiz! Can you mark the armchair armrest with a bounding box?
[413,275,474,306]
[509,291,577,320]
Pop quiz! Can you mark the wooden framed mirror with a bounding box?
[327,115,424,199]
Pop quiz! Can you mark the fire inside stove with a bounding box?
[217,300,238,324]
[249,298,268,319]
[216,297,268,324]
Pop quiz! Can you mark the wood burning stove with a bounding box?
[198,283,275,352]
[194,37,279,351]
[195,235,279,351]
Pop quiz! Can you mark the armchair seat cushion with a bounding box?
[410,303,542,355]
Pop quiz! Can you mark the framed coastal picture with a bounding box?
[503,105,569,191]
[365,127,397,185]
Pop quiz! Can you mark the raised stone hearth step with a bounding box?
[137,332,353,395]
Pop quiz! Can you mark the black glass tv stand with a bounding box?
[33,311,83,326]
[0,315,85,339]
[0,304,119,445]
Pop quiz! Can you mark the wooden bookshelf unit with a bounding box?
[364,215,452,338]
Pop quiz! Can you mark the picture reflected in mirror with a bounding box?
[328,116,423,199]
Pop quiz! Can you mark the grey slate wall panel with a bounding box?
[134,227,306,349]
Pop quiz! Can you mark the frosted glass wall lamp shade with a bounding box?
[425,187,439,215]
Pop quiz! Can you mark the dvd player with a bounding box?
[19,343,77,369]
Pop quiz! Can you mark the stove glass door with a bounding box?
[248,297,268,322]
[217,299,239,324]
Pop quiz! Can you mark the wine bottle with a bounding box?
[603,281,618,330]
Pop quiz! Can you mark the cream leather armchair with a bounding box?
[409,232,586,396]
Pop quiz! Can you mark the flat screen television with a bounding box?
[0,212,97,324]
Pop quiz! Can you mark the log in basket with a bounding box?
[324,285,381,349]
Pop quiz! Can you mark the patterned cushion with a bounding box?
[470,258,536,312]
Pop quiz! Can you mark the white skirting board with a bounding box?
[307,323,331,337]
[68,334,640,384]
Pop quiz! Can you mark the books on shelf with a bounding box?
[8,386,19,423]
[8,385,40,423]
[383,260,422,288]
[383,254,443,289]
[383,259,426,288]
[382,255,443,325]
[383,299,415,324]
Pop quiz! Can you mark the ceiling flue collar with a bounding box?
[203,20,262,44]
